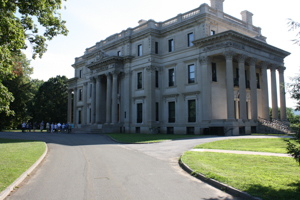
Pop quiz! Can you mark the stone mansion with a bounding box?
[66,0,290,135]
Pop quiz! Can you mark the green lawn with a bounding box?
[1,129,23,132]
[194,138,290,153]
[0,138,46,192]
[181,151,300,200]
[105,133,205,143]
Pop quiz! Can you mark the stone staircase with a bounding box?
[257,117,291,134]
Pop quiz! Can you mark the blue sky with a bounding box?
[23,0,300,108]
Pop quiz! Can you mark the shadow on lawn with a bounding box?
[243,181,300,200]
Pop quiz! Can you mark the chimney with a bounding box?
[210,0,225,12]
[241,10,253,25]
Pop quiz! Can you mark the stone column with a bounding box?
[124,69,132,129]
[249,57,258,120]
[83,82,88,125]
[73,87,77,125]
[237,54,248,120]
[199,56,212,121]
[90,77,96,124]
[146,66,156,127]
[111,70,119,124]
[95,75,101,124]
[278,67,287,121]
[270,65,278,119]
[106,72,112,124]
[68,89,72,123]
[261,62,269,120]
[223,50,236,121]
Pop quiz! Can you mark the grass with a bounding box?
[181,151,300,200]
[105,133,205,143]
[0,138,46,192]
[194,138,291,153]
[252,133,288,136]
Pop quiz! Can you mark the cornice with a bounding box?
[87,56,133,70]
[65,77,78,84]
[193,30,290,59]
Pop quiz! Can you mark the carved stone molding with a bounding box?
[89,77,96,82]
[199,56,211,65]
[132,96,146,104]
[163,94,180,102]
[83,82,88,86]
[146,65,157,72]
[124,69,133,76]
[248,57,258,66]
[269,64,278,71]
[95,50,108,61]
[278,66,286,73]
[105,72,112,77]
[223,50,236,60]
[259,61,269,69]
[237,54,248,63]
[182,91,200,101]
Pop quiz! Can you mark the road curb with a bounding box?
[178,157,261,200]
[0,142,48,200]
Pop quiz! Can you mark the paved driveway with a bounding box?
[0,132,283,200]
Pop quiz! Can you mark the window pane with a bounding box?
[137,103,143,123]
[188,64,195,83]
[137,72,142,89]
[169,69,175,86]
[212,63,217,82]
[169,39,174,52]
[138,45,142,56]
[155,71,158,87]
[155,42,158,54]
[168,102,175,123]
[188,33,193,47]
[188,100,196,122]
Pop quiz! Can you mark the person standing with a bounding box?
[46,122,50,133]
[40,121,44,132]
[33,122,37,132]
[62,123,65,133]
[54,123,58,133]
[50,123,54,133]
[28,122,32,132]
[22,122,26,132]
[57,122,61,132]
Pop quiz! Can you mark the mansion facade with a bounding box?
[66,0,290,135]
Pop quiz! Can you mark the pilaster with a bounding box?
[90,77,96,124]
[112,70,119,124]
[83,82,88,125]
[73,87,77,125]
[146,65,157,128]
[106,72,112,124]
[68,89,72,123]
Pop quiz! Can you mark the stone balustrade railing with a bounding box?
[258,117,290,134]
[77,3,262,60]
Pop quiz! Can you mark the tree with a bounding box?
[0,0,68,115]
[31,75,68,124]
[0,53,34,130]
[288,19,300,45]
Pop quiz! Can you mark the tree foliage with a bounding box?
[288,19,300,45]
[31,75,68,124]
[0,0,68,115]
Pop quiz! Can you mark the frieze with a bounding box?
[202,42,245,52]
[95,65,109,73]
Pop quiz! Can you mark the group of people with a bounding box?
[22,121,73,133]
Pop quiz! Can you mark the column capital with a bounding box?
[248,57,258,66]
[83,82,88,86]
[278,66,286,73]
[96,75,102,82]
[90,77,96,82]
[146,65,157,73]
[269,64,278,71]
[105,71,112,77]
[112,69,120,76]
[124,69,133,77]
[237,54,248,63]
[199,56,211,65]
[223,50,236,60]
[259,61,269,69]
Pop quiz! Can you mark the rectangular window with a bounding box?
[168,102,175,123]
[155,42,158,54]
[187,127,194,135]
[156,102,159,121]
[168,39,174,52]
[155,71,159,88]
[188,100,196,122]
[117,51,121,56]
[211,30,215,35]
[188,64,195,84]
[137,103,143,123]
[212,63,217,82]
[168,69,175,87]
[137,72,142,89]
[90,84,92,98]
[79,70,82,78]
[78,110,81,124]
[79,89,82,101]
[187,33,193,47]
[167,127,174,134]
[256,73,260,89]
[234,68,239,87]
[138,44,142,56]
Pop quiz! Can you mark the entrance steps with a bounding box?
[257,118,291,134]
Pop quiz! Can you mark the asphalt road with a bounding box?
[0,132,282,200]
